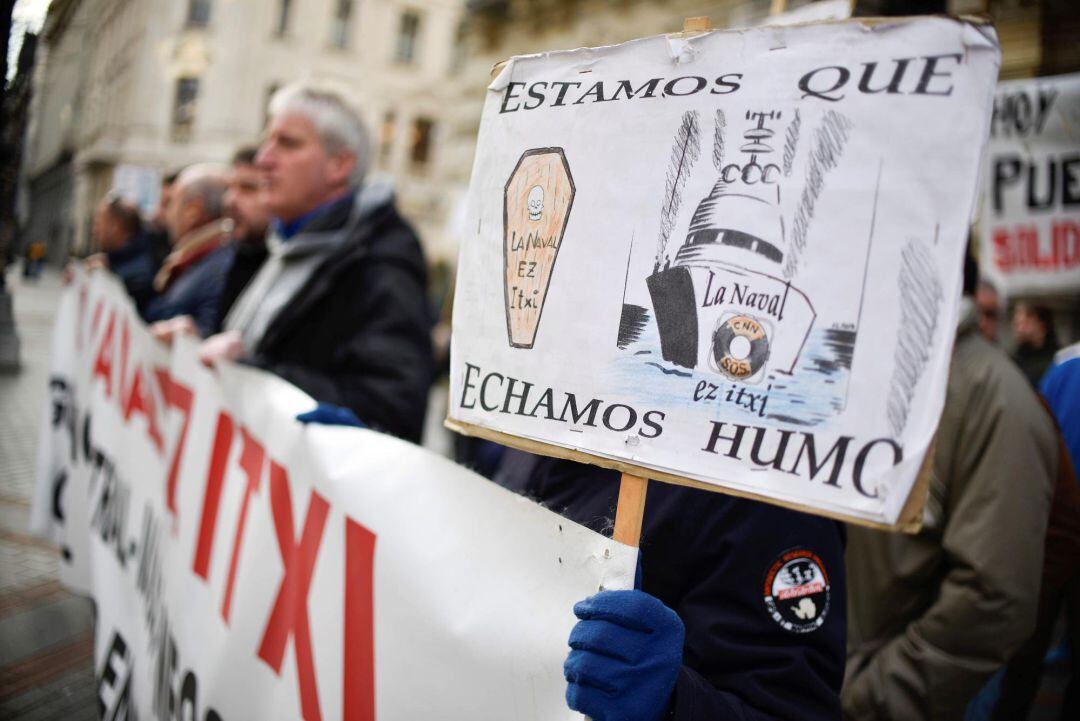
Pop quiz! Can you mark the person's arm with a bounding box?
[121,259,158,315]
[189,254,232,338]
[252,260,434,442]
[565,495,846,721]
[843,376,1057,720]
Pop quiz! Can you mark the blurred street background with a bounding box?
[1,1,1078,719]
[0,266,95,720]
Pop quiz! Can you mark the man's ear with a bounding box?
[181,197,205,232]
[327,152,357,188]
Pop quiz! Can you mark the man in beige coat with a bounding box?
[843,265,1058,720]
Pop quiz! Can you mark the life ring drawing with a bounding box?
[712,315,770,380]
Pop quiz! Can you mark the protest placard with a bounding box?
[32,272,636,720]
[447,16,1001,528]
[979,72,1080,297]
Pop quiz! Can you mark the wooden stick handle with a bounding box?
[683,16,712,33]
[613,473,649,547]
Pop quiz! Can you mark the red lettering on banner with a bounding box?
[258,462,329,721]
[154,368,195,518]
[119,317,130,404]
[114,317,166,454]
[76,285,88,352]
[92,311,116,398]
[193,412,235,580]
[122,366,165,453]
[992,221,1080,272]
[90,298,104,337]
[344,518,377,721]
[221,428,265,623]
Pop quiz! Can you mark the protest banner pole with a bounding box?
[613,474,649,546]
[770,0,788,15]
[609,16,714,550]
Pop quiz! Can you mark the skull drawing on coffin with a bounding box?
[528,185,545,221]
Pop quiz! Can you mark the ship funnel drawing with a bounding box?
[503,148,576,349]
[647,111,814,380]
[683,111,786,271]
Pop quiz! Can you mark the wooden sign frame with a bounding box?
[446,416,934,540]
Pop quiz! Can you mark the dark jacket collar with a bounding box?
[106,231,147,265]
[272,192,355,239]
[256,190,425,354]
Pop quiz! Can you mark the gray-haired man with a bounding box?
[144,164,235,337]
[200,83,433,442]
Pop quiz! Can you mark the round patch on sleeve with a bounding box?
[762,548,830,633]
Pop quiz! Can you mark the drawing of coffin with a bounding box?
[503,148,575,349]
[649,263,815,380]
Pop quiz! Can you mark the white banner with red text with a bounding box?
[30,271,635,721]
[980,72,1080,297]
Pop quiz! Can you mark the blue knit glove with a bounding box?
[296,403,367,428]
[564,590,684,721]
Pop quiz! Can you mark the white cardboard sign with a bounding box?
[449,18,1000,527]
[979,72,1080,297]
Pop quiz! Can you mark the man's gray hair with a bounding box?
[268,82,371,187]
[176,163,230,220]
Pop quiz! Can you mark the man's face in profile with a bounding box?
[257,114,353,222]
[975,285,999,343]
[225,163,270,244]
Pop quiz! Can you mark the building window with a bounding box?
[379,111,396,165]
[409,117,434,167]
[275,0,292,36]
[395,11,421,64]
[172,77,199,141]
[330,0,354,49]
[263,82,281,129]
[187,0,211,27]
[449,20,467,75]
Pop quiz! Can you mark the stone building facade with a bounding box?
[24,0,467,264]
[25,0,1069,270]
[429,0,1063,265]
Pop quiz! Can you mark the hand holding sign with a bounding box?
[565,590,685,721]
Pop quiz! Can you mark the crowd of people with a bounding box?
[83,84,433,443]
[73,81,1078,721]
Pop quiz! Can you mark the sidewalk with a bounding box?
[0,267,96,720]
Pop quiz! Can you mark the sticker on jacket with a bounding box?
[763,548,830,633]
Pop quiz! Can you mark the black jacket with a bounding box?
[143,243,235,338]
[216,240,268,332]
[495,451,847,721]
[249,195,434,443]
[107,231,157,315]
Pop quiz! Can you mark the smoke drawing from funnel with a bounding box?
[784,110,853,280]
[886,238,942,436]
[712,109,727,171]
[782,109,801,177]
[655,110,701,273]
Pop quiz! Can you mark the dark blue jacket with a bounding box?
[1041,352,1080,476]
[144,244,235,337]
[495,451,846,720]
[245,190,434,443]
[107,233,157,315]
